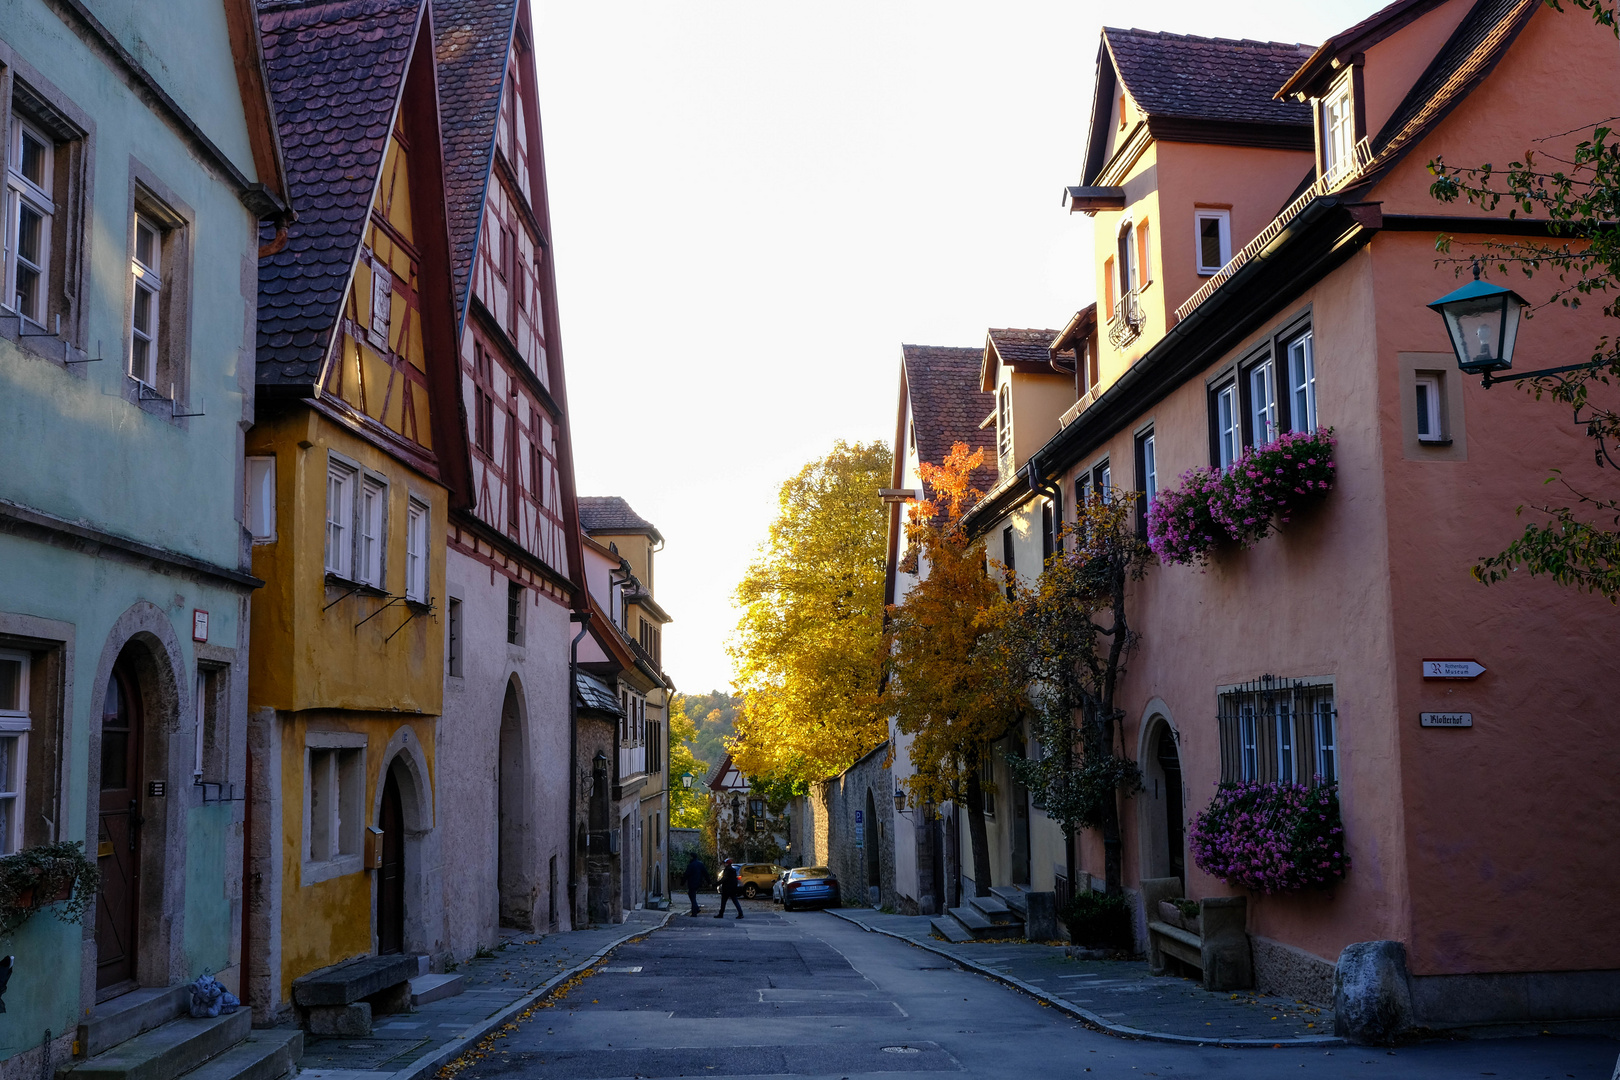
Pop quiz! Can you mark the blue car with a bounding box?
[781,867,840,911]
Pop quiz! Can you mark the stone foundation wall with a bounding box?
[816,745,895,908]
[1252,934,1336,1006]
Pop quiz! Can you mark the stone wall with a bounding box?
[815,744,896,909]
[1253,935,1336,1007]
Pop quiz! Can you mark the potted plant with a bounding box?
[1188,780,1349,893]
[0,841,99,938]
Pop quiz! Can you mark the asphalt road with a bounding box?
[457,900,1618,1079]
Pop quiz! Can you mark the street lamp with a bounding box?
[1427,277,1525,378]
[893,785,908,814]
[680,772,693,789]
[1429,270,1596,388]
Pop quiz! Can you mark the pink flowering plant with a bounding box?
[1188,779,1349,893]
[1148,428,1337,565]
[1144,466,1227,566]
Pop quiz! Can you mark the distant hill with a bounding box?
[672,690,739,783]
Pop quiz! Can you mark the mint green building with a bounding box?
[0,1,287,1072]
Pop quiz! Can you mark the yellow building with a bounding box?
[242,1,469,1021]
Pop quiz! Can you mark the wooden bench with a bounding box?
[1140,876,1253,991]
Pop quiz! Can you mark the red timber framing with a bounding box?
[452,1,581,609]
[316,12,470,501]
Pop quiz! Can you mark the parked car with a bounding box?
[772,868,792,903]
[780,867,840,911]
[735,863,784,899]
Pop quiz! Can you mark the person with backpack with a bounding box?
[714,857,744,919]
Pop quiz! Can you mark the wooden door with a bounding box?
[377,771,405,954]
[1157,727,1185,882]
[96,666,141,995]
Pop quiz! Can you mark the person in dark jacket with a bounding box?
[683,855,707,916]
[714,858,744,919]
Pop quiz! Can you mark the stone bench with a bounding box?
[1141,876,1252,992]
[292,953,419,1035]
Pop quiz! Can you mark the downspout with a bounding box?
[567,610,591,928]
[1024,461,1076,894]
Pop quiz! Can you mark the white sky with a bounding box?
[533,0,1387,693]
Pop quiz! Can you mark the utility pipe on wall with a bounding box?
[567,610,591,928]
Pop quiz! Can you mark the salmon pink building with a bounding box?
[908,0,1620,1035]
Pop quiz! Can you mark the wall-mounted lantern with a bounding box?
[680,772,693,789]
[1427,277,1525,378]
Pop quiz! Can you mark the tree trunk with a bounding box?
[963,757,993,897]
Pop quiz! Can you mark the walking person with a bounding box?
[714,858,744,919]
[684,853,708,916]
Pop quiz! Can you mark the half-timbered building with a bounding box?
[431,0,588,945]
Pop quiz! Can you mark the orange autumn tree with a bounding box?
[886,443,1022,897]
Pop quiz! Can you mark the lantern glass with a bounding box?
[1428,280,1525,375]
[680,771,693,789]
[893,788,907,812]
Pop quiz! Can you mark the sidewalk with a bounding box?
[296,907,671,1080]
[826,907,1340,1048]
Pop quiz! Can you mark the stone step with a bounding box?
[929,916,975,944]
[176,1029,301,1080]
[947,904,1025,940]
[966,893,1022,925]
[65,1010,250,1080]
[292,954,417,1007]
[79,986,190,1059]
[989,886,1029,915]
[409,973,465,1006]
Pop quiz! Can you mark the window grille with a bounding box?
[1217,676,1336,785]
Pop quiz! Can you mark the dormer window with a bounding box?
[1322,78,1357,181]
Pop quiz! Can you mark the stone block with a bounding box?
[1198,896,1252,992]
[1334,940,1415,1045]
[306,1002,371,1037]
[365,979,412,1017]
[1023,891,1058,942]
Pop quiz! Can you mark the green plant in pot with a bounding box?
[1059,890,1133,951]
[0,841,99,938]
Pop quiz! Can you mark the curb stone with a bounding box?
[387,911,675,1080]
[823,908,1343,1050]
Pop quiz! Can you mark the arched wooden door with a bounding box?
[377,769,405,954]
[1156,727,1185,882]
[96,663,142,995]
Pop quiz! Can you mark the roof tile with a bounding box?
[901,344,999,497]
[1105,28,1313,128]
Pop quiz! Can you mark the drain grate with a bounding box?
[881,1046,921,1054]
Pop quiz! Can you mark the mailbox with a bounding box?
[364,826,384,870]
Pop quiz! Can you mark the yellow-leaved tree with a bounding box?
[667,697,709,829]
[729,440,891,788]
[886,443,1022,897]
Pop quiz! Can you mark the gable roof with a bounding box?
[430,0,518,325]
[1277,0,1452,100]
[901,345,997,487]
[256,0,424,389]
[578,496,663,542]
[1364,0,1538,170]
[1083,28,1314,184]
[981,327,1071,392]
[1106,29,1314,127]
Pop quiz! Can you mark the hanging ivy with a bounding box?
[0,841,100,938]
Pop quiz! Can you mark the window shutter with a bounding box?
[370,262,392,348]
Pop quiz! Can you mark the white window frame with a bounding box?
[325,458,358,579]
[997,383,1012,465]
[246,456,276,542]
[1249,357,1278,447]
[1118,220,1138,294]
[302,731,366,884]
[0,650,31,856]
[1323,82,1356,181]
[405,497,429,602]
[1216,381,1240,469]
[1274,702,1296,784]
[1415,374,1444,443]
[1313,701,1338,783]
[1237,704,1258,782]
[1194,209,1230,276]
[1288,332,1317,433]
[1142,432,1157,508]
[5,118,54,326]
[129,213,162,386]
[358,477,386,589]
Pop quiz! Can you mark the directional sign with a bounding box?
[1420,712,1474,728]
[1422,659,1485,679]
